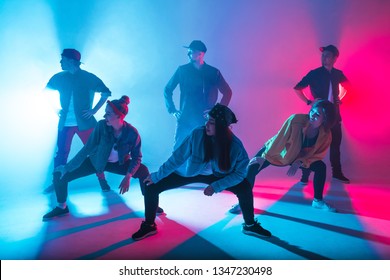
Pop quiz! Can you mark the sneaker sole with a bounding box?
[332,177,350,184]
[312,206,337,212]
[132,230,157,241]
[242,229,271,238]
[42,212,69,221]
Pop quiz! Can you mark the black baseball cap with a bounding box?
[184,40,207,53]
[319,45,339,57]
[61,48,81,61]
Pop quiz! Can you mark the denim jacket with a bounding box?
[65,120,142,175]
[151,127,249,193]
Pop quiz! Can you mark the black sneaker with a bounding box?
[332,174,350,184]
[42,206,69,221]
[132,221,157,241]
[156,206,164,215]
[242,220,271,238]
[99,179,111,192]
[229,203,242,214]
[300,177,308,185]
[43,184,55,194]
[300,169,310,185]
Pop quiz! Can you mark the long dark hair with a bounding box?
[312,99,336,131]
[203,123,233,171]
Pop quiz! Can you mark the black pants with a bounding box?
[248,147,326,200]
[330,122,343,174]
[144,173,255,225]
[54,158,149,203]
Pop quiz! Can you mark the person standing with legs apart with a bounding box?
[44,48,112,193]
[229,100,338,214]
[42,96,163,221]
[164,40,232,150]
[294,45,351,184]
[132,104,271,241]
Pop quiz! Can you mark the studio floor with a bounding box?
[0,170,389,260]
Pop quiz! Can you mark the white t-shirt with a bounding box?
[328,81,334,103]
[107,146,119,163]
[64,93,77,126]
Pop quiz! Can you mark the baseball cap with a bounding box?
[319,45,339,57]
[61,48,81,61]
[184,40,207,53]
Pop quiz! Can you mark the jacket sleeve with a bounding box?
[150,132,193,183]
[164,67,180,114]
[263,115,296,165]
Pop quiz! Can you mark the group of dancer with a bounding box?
[42,40,351,241]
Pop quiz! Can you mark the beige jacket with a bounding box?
[262,114,332,168]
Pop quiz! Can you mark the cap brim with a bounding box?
[183,46,206,52]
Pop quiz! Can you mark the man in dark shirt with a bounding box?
[294,45,351,183]
[44,48,112,193]
[164,40,233,151]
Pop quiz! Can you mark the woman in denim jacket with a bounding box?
[132,104,271,241]
[43,95,163,221]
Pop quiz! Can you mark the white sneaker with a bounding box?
[229,203,242,214]
[312,200,336,212]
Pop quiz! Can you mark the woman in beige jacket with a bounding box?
[231,100,337,213]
